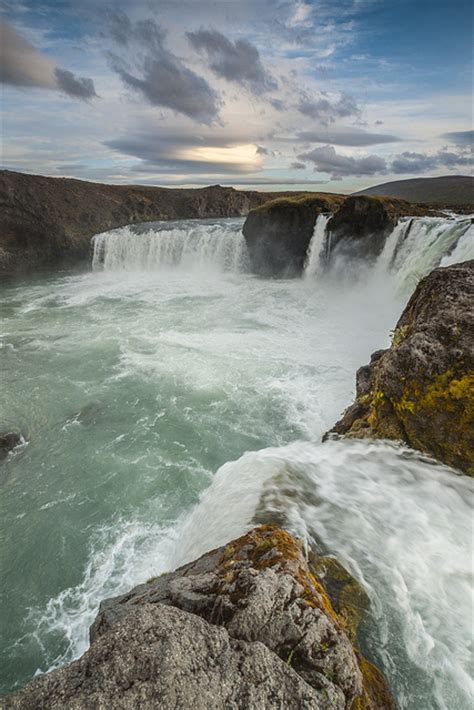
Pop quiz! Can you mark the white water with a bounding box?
[92,219,249,272]
[3,215,473,708]
[304,213,331,277]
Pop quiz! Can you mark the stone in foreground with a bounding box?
[5,525,395,709]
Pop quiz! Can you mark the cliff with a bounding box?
[0,170,298,273]
[327,260,474,475]
[242,194,442,276]
[5,525,395,709]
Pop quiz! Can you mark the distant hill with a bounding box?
[355,176,473,205]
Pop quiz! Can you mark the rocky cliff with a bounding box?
[5,525,395,709]
[327,260,474,475]
[242,193,441,276]
[242,193,345,276]
[0,170,296,273]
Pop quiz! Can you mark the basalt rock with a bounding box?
[242,192,439,276]
[0,432,22,460]
[5,525,395,709]
[327,260,474,475]
[242,193,344,276]
[326,195,436,261]
[0,170,298,274]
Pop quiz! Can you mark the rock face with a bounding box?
[0,170,297,273]
[243,193,439,276]
[242,194,344,276]
[328,260,474,475]
[5,525,395,709]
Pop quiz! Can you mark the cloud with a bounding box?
[391,148,472,174]
[0,20,55,88]
[291,161,306,169]
[187,28,277,94]
[0,21,97,100]
[299,144,387,178]
[105,130,263,174]
[441,130,474,147]
[256,145,268,155]
[106,18,219,124]
[297,128,401,146]
[54,68,98,100]
[297,91,361,124]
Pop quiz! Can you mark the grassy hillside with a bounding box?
[355,176,473,205]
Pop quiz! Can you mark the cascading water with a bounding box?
[304,213,330,277]
[92,218,249,272]
[304,212,473,294]
[1,214,473,708]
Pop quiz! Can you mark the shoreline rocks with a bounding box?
[327,260,474,475]
[5,525,395,709]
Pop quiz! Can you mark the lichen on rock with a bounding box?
[327,260,474,475]
[5,525,396,709]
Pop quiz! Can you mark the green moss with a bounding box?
[390,324,411,348]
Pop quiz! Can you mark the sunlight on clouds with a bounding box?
[179,143,263,169]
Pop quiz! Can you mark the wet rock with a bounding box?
[0,432,21,460]
[326,195,434,261]
[242,194,344,276]
[5,525,396,709]
[327,260,474,475]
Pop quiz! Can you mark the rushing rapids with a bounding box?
[1,214,473,709]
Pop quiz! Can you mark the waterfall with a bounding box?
[304,212,473,294]
[303,214,330,277]
[379,216,473,293]
[92,220,249,272]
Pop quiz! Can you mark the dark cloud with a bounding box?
[0,21,97,101]
[269,98,286,111]
[291,161,306,169]
[187,28,277,94]
[391,148,472,174]
[106,17,219,124]
[297,91,361,125]
[441,130,474,147]
[256,145,268,155]
[55,68,98,100]
[299,144,386,178]
[297,128,400,146]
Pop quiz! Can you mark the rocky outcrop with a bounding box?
[242,194,344,276]
[243,193,441,276]
[325,195,430,260]
[0,170,297,273]
[0,432,21,460]
[327,260,474,475]
[5,525,395,709]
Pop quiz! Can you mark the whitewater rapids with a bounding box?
[1,215,473,709]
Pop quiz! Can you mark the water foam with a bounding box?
[28,439,473,709]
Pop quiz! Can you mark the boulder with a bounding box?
[5,525,395,709]
[327,260,474,474]
[0,432,21,460]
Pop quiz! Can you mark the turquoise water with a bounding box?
[1,218,472,708]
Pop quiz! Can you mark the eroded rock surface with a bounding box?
[5,525,395,709]
[328,260,474,474]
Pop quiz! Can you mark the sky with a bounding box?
[0,0,472,192]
